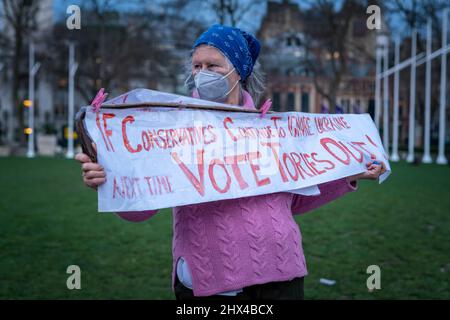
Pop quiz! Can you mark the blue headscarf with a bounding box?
[193,24,261,81]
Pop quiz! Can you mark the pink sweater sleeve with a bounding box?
[292,178,358,215]
[116,210,159,222]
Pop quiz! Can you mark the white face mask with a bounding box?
[189,68,239,102]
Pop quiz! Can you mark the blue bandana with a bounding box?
[193,24,261,81]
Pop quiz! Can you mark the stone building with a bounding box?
[257,0,377,116]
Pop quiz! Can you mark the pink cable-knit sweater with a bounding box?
[116,90,358,296]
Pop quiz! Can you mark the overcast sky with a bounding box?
[53,0,423,38]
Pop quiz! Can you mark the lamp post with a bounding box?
[66,42,78,159]
[26,42,41,158]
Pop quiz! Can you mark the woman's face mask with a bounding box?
[190,68,240,102]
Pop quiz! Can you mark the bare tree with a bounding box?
[385,0,449,41]
[167,0,266,29]
[43,0,177,103]
[209,0,267,27]
[40,0,209,106]
[300,0,374,113]
[0,0,40,143]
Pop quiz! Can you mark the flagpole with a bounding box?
[422,18,432,163]
[391,38,400,161]
[437,9,448,165]
[375,32,383,128]
[406,29,417,163]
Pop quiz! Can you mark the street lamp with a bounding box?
[66,42,78,159]
[26,42,41,158]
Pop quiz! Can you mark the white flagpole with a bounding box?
[375,37,382,128]
[66,42,78,159]
[383,39,390,154]
[437,9,448,165]
[422,18,432,163]
[407,30,417,163]
[0,62,3,143]
[391,38,400,161]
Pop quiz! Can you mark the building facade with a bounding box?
[257,0,376,116]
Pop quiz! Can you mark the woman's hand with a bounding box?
[347,161,386,182]
[75,143,106,190]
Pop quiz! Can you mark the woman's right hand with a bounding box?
[75,144,106,190]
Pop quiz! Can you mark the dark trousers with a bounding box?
[175,277,304,300]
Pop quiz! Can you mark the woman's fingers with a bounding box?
[368,165,382,179]
[83,177,105,189]
[92,178,106,186]
[380,162,387,174]
[367,160,386,174]
[357,161,387,181]
[84,170,106,179]
[75,152,91,163]
[82,162,103,172]
[76,147,105,190]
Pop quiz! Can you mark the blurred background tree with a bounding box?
[0,0,40,143]
[0,0,449,150]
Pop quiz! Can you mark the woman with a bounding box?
[75,24,385,300]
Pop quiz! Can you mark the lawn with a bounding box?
[0,157,449,299]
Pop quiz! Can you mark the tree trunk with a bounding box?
[12,26,25,145]
[327,91,337,114]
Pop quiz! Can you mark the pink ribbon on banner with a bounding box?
[259,99,272,118]
[91,88,108,113]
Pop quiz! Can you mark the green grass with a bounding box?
[0,157,449,299]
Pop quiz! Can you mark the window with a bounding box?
[368,99,375,120]
[287,37,292,47]
[272,92,281,111]
[301,93,309,112]
[287,93,295,111]
[341,99,350,113]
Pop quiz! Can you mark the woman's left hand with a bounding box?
[347,161,386,182]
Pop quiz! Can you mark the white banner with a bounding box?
[84,104,390,212]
